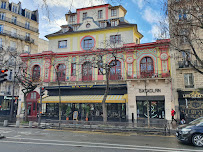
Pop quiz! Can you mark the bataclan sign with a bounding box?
[139,89,161,93]
[183,91,203,98]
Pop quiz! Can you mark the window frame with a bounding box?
[84,39,93,50]
[1,1,6,9]
[98,10,103,19]
[25,21,30,29]
[58,40,67,48]
[32,65,40,81]
[111,9,117,16]
[12,5,18,13]
[71,63,76,76]
[0,12,5,20]
[111,20,118,26]
[184,73,194,88]
[70,15,75,23]
[110,35,121,44]
[82,12,87,20]
[57,64,66,81]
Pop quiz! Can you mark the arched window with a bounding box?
[32,65,40,81]
[82,61,92,81]
[57,64,66,81]
[109,60,122,80]
[140,57,154,78]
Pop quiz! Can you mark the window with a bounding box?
[100,22,106,28]
[10,41,16,51]
[82,62,92,81]
[110,35,121,44]
[180,29,188,44]
[86,23,91,28]
[73,26,78,31]
[71,63,76,76]
[57,64,66,81]
[7,85,11,95]
[58,40,67,48]
[9,70,13,80]
[12,16,17,24]
[25,11,31,19]
[0,25,3,33]
[184,73,194,88]
[111,9,117,16]
[24,45,29,53]
[11,28,17,37]
[32,65,40,81]
[109,60,122,80]
[70,15,75,22]
[83,12,87,20]
[0,13,5,20]
[84,39,93,50]
[31,92,36,99]
[140,57,154,78]
[98,10,103,19]
[12,5,18,13]
[98,61,103,75]
[25,21,30,29]
[111,20,118,26]
[1,1,6,9]
[0,38,2,48]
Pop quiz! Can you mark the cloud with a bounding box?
[132,0,144,9]
[35,0,107,10]
[127,19,137,24]
[143,7,160,24]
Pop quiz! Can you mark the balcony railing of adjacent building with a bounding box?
[0,16,38,33]
[178,60,200,69]
[0,29,34,44]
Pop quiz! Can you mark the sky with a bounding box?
[9,0,166,44]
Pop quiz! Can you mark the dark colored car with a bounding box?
[176,117,203,146]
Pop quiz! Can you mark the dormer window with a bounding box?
[25,11,31,19]
[111,9,117,17]
[98,10,103,19]
[73,25,78,31]
[70,15,75,23]
[12,5,18,13]
[62,28,68,33]
[1,2,6,9]
[100,22,106,28]
[83,12,87,20]
[111,20,118,26]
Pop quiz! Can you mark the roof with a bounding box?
[45,22,142,38]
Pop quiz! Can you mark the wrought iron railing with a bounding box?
[0,29,34,44]
[0,16,38,33]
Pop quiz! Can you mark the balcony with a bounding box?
[127,70,171,79]
[0,30,35,44]
[178,60,199,69]
[0,16,38,33]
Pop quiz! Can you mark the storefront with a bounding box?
[127,79,172,122]
[39,84,127,121]
[178,90,203,122]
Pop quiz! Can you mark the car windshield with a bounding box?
[189,117,203,125]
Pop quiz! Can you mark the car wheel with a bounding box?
[192,134,203,147]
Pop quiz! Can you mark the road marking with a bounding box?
[5,137,202,152]
[0,140,199,152]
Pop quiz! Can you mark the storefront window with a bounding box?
[137,100,165,119]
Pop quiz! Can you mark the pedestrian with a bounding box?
[171,109,177,123]
[180,110,186,124]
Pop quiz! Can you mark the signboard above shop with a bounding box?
[178,90,203,99]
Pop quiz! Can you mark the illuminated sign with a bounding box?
[183,91,203,98]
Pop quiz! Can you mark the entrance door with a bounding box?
[26,91,40,120]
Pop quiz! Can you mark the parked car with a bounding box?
[176,117,203,146]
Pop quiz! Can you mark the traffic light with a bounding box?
[40,87,45,97]
[0,69,8,83]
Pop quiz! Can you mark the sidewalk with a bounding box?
[1,120,177,136]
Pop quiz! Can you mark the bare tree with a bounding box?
[160,0,203,74]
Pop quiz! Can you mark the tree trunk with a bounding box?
[102,66,110,123]
[24,93,28,122]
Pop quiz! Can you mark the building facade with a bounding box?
[168,0,203,122]
[18,4,172,122]
[0,0,41,117]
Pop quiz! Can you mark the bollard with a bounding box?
[16,120,20,128]
[29,121,33,128]
[3,120,8,127]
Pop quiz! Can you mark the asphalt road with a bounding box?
[0,127,202,152]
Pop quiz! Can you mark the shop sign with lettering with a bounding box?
[139,89,161,93]
[182,91,203,98]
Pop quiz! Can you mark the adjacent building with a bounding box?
[169,0,203,121]
[0,0,48,117]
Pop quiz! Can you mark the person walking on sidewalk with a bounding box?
[171,109,177,123]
